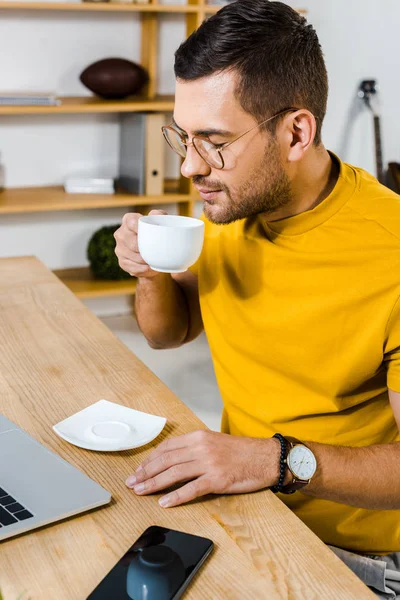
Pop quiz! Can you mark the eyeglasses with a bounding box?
[161,107,299,170]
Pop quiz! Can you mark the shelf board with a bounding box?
[54,266,137,298]
[0,186,193,214]
[0,1,200,12]
[204,4,306,14]
[0,2,306,14]
[0,95,175,115]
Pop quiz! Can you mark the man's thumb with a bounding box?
[148,209,168,216]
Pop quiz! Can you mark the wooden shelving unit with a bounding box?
[0,1,201,12]
[0,185,194,214]
[0,1,204,299]
[0,1,305,299]
[53,266,137,298]
[0,95,175,115]
[0,2,305,14]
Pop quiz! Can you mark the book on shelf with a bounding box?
[0,92,61,107]
[2,0,81,3]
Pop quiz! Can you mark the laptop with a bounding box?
[0,414,111,541]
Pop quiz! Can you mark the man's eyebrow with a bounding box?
[172,118,233,138]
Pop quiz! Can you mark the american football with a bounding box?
[80,57,149,99]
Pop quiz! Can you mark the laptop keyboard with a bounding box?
[0,487,34,527]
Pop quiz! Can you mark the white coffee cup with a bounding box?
[137,215,205,273]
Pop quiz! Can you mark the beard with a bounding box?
[193,138,292,225]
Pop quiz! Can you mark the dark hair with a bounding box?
[174,0,328,145]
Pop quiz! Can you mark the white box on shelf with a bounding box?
[64,176,115,195]
[64,186,115,195]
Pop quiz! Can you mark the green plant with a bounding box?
[87,224,132,280]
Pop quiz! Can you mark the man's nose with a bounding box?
[180,145,212,179]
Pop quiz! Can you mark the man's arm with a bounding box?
[300,388,400,509]
[299,442,400,509]
[135,270,203,349]
[114,211,203,350]
[125,388,400,509]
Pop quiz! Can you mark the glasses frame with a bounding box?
[161,107,300,170]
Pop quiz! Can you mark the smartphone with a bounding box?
[87,525,214,600]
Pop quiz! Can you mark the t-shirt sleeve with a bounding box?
[384,294,400,392]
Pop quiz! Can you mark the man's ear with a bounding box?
[283,110,317,163]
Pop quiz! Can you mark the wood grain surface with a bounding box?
[0,257,375,600]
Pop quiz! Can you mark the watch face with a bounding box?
[287,445,317,480]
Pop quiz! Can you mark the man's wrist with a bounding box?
[268,435,292,491]
[137,272,169,285]
[269,436,285,488]
[271,435,318,494]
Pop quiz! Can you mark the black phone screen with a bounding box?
[87,526,214,600]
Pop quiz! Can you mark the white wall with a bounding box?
[0,1,399,315]
[287,0,399,174]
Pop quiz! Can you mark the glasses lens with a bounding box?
[162,128,187,158]
[193,138,224,169]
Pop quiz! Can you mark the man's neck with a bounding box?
[265,147,339,223]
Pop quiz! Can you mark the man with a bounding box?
[114,1,400,596]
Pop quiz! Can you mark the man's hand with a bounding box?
[125,430,280,508]
[114,209,167,278]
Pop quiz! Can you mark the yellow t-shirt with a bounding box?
[192,155,400,554]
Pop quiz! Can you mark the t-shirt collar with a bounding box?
[262,152,356,237]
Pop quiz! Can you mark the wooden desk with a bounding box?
[0,257,375,600]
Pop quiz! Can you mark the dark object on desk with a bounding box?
[87,525,214,600]
[126,546,186,600]
[80,58,148,100]
[87,225,131,280]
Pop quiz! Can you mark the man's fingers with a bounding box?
[127,449,194,486]
[115,248,147,265]
[129,463,201,497]
[118,259,150,276]
[121,212,142,232]
[158,477,211,508]
[138,432,201,470]
[117,236,139,255]
[114,211,168,270]
[149,209,168,216]
[114,228,139,254]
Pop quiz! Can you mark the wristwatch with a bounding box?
[280,436,317,494]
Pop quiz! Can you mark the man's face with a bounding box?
[173,71,292,224]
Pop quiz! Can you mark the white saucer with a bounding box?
[53,399,167,452]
